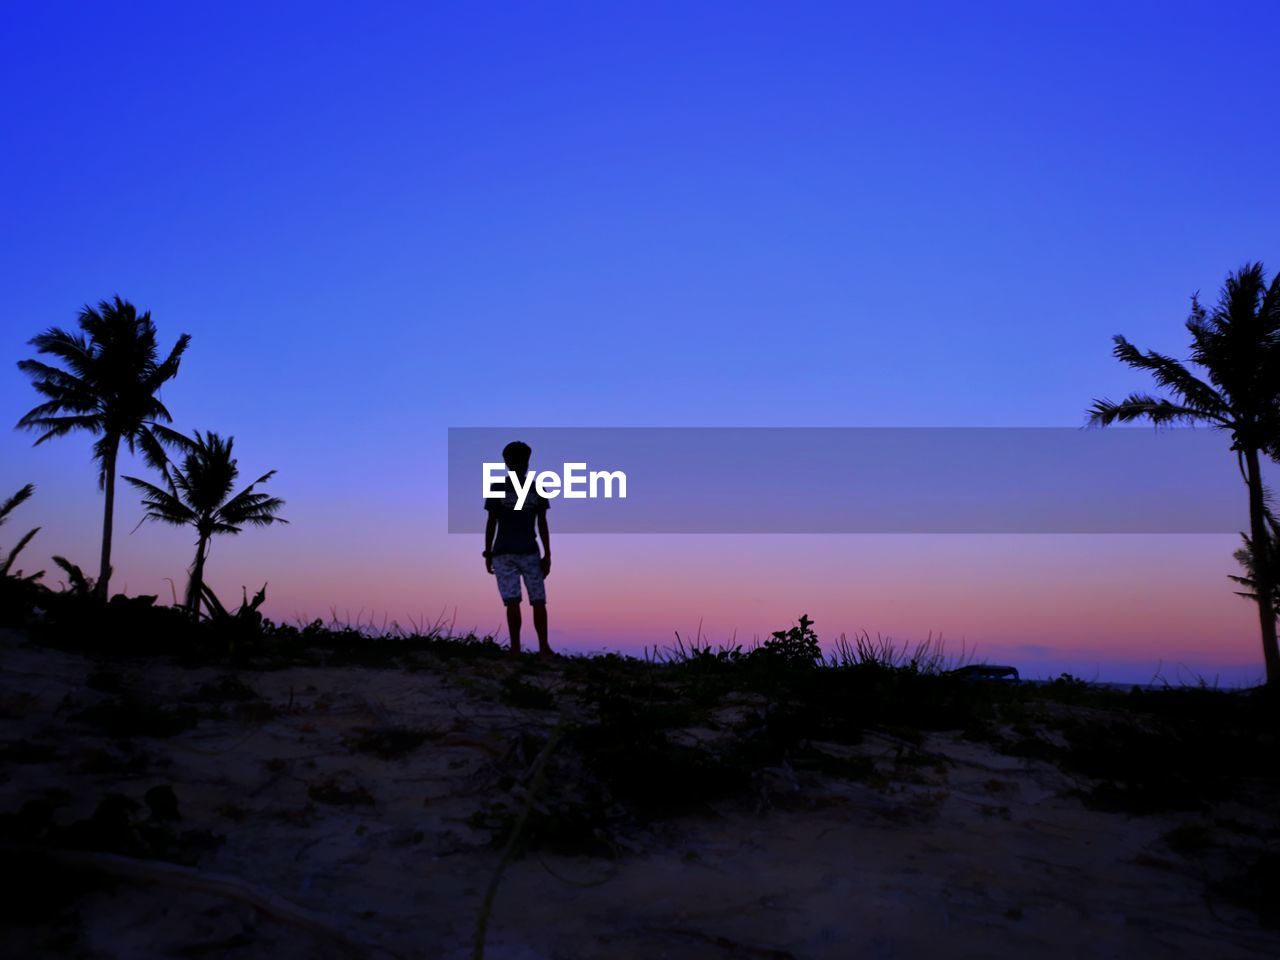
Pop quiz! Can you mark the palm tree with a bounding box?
[1087,262,1280,685]
[15,297,192,600]
[122,430,287,616]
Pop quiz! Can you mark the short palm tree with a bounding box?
[122,430,287,616]
[15,297,193,600]
[1230,508,1280,611]
[1087,262,1280,685]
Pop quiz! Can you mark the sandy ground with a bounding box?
[1,627,1277,960]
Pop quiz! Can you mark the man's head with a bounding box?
[502,440,532,476]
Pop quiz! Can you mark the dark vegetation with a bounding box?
[6,578,1280,824]
[481,622,1280,926]
[3,564,1280,928]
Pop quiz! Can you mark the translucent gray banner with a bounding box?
[447,427,1248,533]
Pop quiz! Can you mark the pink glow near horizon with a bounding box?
[10,468,1262,684]
[84,518,1266,684]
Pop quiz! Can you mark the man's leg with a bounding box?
[493,556,523,653]
[520,554,551,656]
[532,601,550,655]
[506,600,522,654]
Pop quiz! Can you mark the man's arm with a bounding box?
[484,512,497,574]
[537,509,551,577]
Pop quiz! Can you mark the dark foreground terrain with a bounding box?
[1,603,1279,959]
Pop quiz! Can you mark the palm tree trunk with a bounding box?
[1244,446,1280,685]
[186,536,208,618]
[96,435,120,601]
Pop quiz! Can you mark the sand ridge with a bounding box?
[1,628,1277,959]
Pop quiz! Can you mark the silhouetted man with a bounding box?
[483,440,552,655]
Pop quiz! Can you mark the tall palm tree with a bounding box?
[15,297,192,600]
[122,430,287,616]
[1087,262,1280,685]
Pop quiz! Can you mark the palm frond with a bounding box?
[0,484,36,526]
[1,526,41,577]
[1086,394,1210,427]
[20,414,103,445]
[1219,262,1269,329]
[145,333,192,393]
[135,423,197,480]
[134,428,172,481]
[0,484,41,579]
[120,472,179,505]
[147,422,200,454]
[214,503,288,532]
[121,474,197,527]
[24,328,95,379]
[51,556,93,595]
[217,471,277,510]
[23,386,95,415]
[14,358,98,404]
[199,581,230,620]
[1109,337,1230,419]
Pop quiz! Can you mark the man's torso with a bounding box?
[485,484,547,555]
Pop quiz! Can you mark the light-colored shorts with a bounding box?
[492,553,546,604]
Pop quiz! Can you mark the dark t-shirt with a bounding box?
[484,481,549,555]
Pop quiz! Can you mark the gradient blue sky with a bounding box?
[3,2,1278,683]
